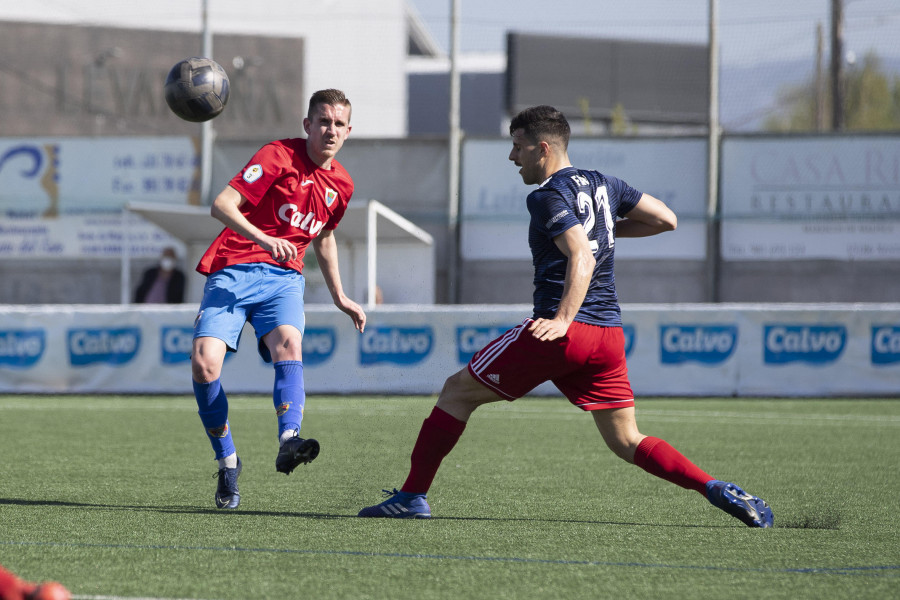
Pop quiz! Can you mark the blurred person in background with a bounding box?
[134,246,186,304]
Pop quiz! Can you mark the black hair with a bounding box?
[509,105,570,148]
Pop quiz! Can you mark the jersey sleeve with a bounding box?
[527,188,581,240]
[605,174,643,217]
[227,143,288,205]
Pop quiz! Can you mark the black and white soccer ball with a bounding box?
[164,57,230,122]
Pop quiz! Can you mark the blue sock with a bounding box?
[193,378,236,460]
[273,360,305,438]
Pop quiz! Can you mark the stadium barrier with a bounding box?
[0,304,898,397]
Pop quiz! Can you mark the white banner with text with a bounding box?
[460,138,708,261]
[720,136,900,261]
[1,304,897,397]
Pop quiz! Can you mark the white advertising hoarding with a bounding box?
[460,138,708,261]
[0,213,183,259]
[1,304,896,397]
[0,137,199,216]
[720,136,900,260]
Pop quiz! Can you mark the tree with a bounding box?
[609,103,636,136]
[764,52,900,132]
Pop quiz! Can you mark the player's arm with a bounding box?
[528,224,596,342]
[210,185,298,262]
[312,228,366,333]
[615,193,677,238]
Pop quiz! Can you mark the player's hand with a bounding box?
[260,236,298,262]
[336,297,367,333]
[528,317,569,341]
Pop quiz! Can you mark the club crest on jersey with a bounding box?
[325,188,338,207]
[243,164,263,183]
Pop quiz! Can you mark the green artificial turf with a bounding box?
[0,395,897,599]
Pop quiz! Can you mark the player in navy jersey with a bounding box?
[191,89,366,509]
[359,105,773,527]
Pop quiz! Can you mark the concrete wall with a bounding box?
[0,0,410,138]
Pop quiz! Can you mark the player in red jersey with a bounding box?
[191,89,366,509]
[359,105,773,527]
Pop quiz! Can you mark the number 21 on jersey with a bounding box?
[577,185,614,253]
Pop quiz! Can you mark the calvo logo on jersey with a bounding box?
[162,326,193,364]
[0,329,46,368]
[302,327,337,366]
[456,325,519,363]
[871,325,900,365]
[764,324,846,364]
[278,203,325,236]
[360,326,433,366]
[660,324,738,364]
[68,327,141,366]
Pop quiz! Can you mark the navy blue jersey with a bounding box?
[527,166,642,326]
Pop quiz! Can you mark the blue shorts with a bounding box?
[193,263,305,363]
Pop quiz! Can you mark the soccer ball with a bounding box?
[164,57,230,122]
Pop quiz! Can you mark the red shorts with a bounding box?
[467,319,634,411]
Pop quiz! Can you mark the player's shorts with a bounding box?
[467,319,634,411]
[193,263,305,363]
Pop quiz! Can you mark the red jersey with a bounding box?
[196,138,354,275]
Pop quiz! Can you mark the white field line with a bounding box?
[73,596,219,600]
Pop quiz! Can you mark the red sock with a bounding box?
[401,406,467,494]
[633,436,714,495]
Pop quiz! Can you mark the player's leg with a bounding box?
[406,367,501,490]
[191,336,242,509]
[558,324,713,490]
[249,267,318,474]
[358,367,501,518]
[191,336,233,462]
[192,267,253,509]
[359,320,554,518]
[261,324,320,474]
[562,323,773,527]
[592,408,772,527]
[591,406,712,490]
[592,406,773,526]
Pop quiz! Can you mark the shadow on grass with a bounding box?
[1,497,771,528]
[0,497,341,520]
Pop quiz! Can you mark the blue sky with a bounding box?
[408,0,900,66]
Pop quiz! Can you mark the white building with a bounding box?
[1,0,443,138]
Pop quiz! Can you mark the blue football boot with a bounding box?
[706,479,773,528]
[358,488,431,519]
[214,457,242,509]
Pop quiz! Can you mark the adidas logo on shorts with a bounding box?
[487,373,500,384]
